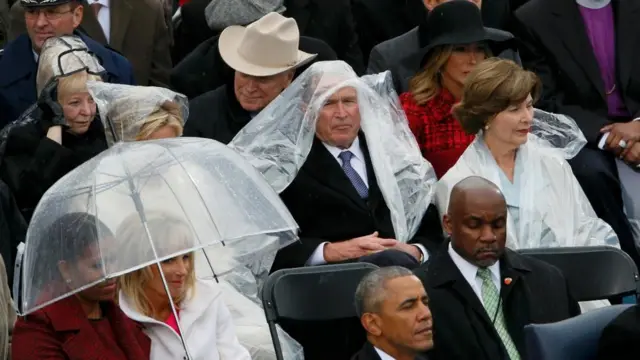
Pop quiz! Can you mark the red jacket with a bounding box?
[400,89,475,179]
[12,296,150,360]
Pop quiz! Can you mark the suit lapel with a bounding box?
[109,0,133,51]
[303,137,368,211]
[500,250,532,354]
[360,133,383,211]
[429,248,495,326]
[47,296,106,360]
[616,0,640,92]
[551,1,606,99]
[80,0,108,45]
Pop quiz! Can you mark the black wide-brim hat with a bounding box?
[406,0,514,68]
[20,0,75,8]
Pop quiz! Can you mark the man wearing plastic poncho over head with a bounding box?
[435,58,619,254]
[230,60,442,359]
[84,81,304,360]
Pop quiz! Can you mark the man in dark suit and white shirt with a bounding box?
[352,266,432,360]
[414,176,580,360]
[230,61,443,359]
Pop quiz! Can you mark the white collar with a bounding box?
[33,49,39,62]
[322,136,364,161]
[576,0,611,9]
[448,242,501,286]
[374,347,396,360]
[118,278,222,327]
[91,0,110,8]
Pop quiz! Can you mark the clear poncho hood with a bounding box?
[36,35,106,96]
[229,60,437,241]
[86,81,189,146]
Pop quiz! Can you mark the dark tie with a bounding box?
[90,2,103,17]
[338,151,368,198]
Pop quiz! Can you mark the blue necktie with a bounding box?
[338,151,368,198]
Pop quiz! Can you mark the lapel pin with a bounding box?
[504,277,513,285]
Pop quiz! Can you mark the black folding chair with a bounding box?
[518,246,640,302]
[261,263,379,360]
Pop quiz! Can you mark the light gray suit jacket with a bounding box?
[367,26,521,94]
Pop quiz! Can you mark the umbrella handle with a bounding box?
[12,242,25,315]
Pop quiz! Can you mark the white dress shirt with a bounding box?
[374,347,396,360]
[322,137,369,187]
[448,243,501,307]
[91,0,111,43]
[306,138,427,266]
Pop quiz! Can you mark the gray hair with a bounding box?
[354,266,414,318]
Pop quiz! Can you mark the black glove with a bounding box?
[37,80,68,129]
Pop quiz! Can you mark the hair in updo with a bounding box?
[452,58,542,135]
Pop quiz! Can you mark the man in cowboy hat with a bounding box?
[0,0,134,128]
[367,0,516,93]
[184,12,317,143]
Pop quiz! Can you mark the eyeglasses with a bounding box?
[25,8,74,21]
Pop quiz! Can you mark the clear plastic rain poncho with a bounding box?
[86,81,188,146]
[435,109,620,249]
[0,35,105,153]
[229,60,437,242]
[83,81,304,360]
[16,138,303,359]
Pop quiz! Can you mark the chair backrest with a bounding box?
[261,263,378,360]
[524,304,632,360]
[263,263,379,322]
[518,246,640,301]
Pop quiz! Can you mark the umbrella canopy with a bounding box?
[17,137,299,315]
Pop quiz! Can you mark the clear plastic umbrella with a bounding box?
[16,137,299,316]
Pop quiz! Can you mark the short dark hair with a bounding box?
[354,266,414,318]
[31,212,113,289]
[452,58,542,134]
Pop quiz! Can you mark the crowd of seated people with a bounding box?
[0,0,639,359]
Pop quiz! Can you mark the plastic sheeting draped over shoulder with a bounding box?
[86,81,189,146]
[230,60,437,241]
[435,109,619,249]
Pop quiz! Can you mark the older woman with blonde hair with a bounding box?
[0,35,108,221]
[399,1,512,178]
[435,57,619,251]
[116,212,251,360]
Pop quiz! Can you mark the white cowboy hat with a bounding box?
[219,12,317,77]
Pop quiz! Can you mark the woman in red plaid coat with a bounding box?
[399,1,513,178]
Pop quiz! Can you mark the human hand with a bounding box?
[323,232,398,263]
[602,121,640,156]
[622,142,640,167]
[393,243,423,262]
[38,81,67,128]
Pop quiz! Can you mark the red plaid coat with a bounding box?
[12,296,150,360]
[400,89,475,178]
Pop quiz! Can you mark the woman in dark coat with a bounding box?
[0,35,107,222]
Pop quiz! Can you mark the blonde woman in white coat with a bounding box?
[117,213,251,360]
